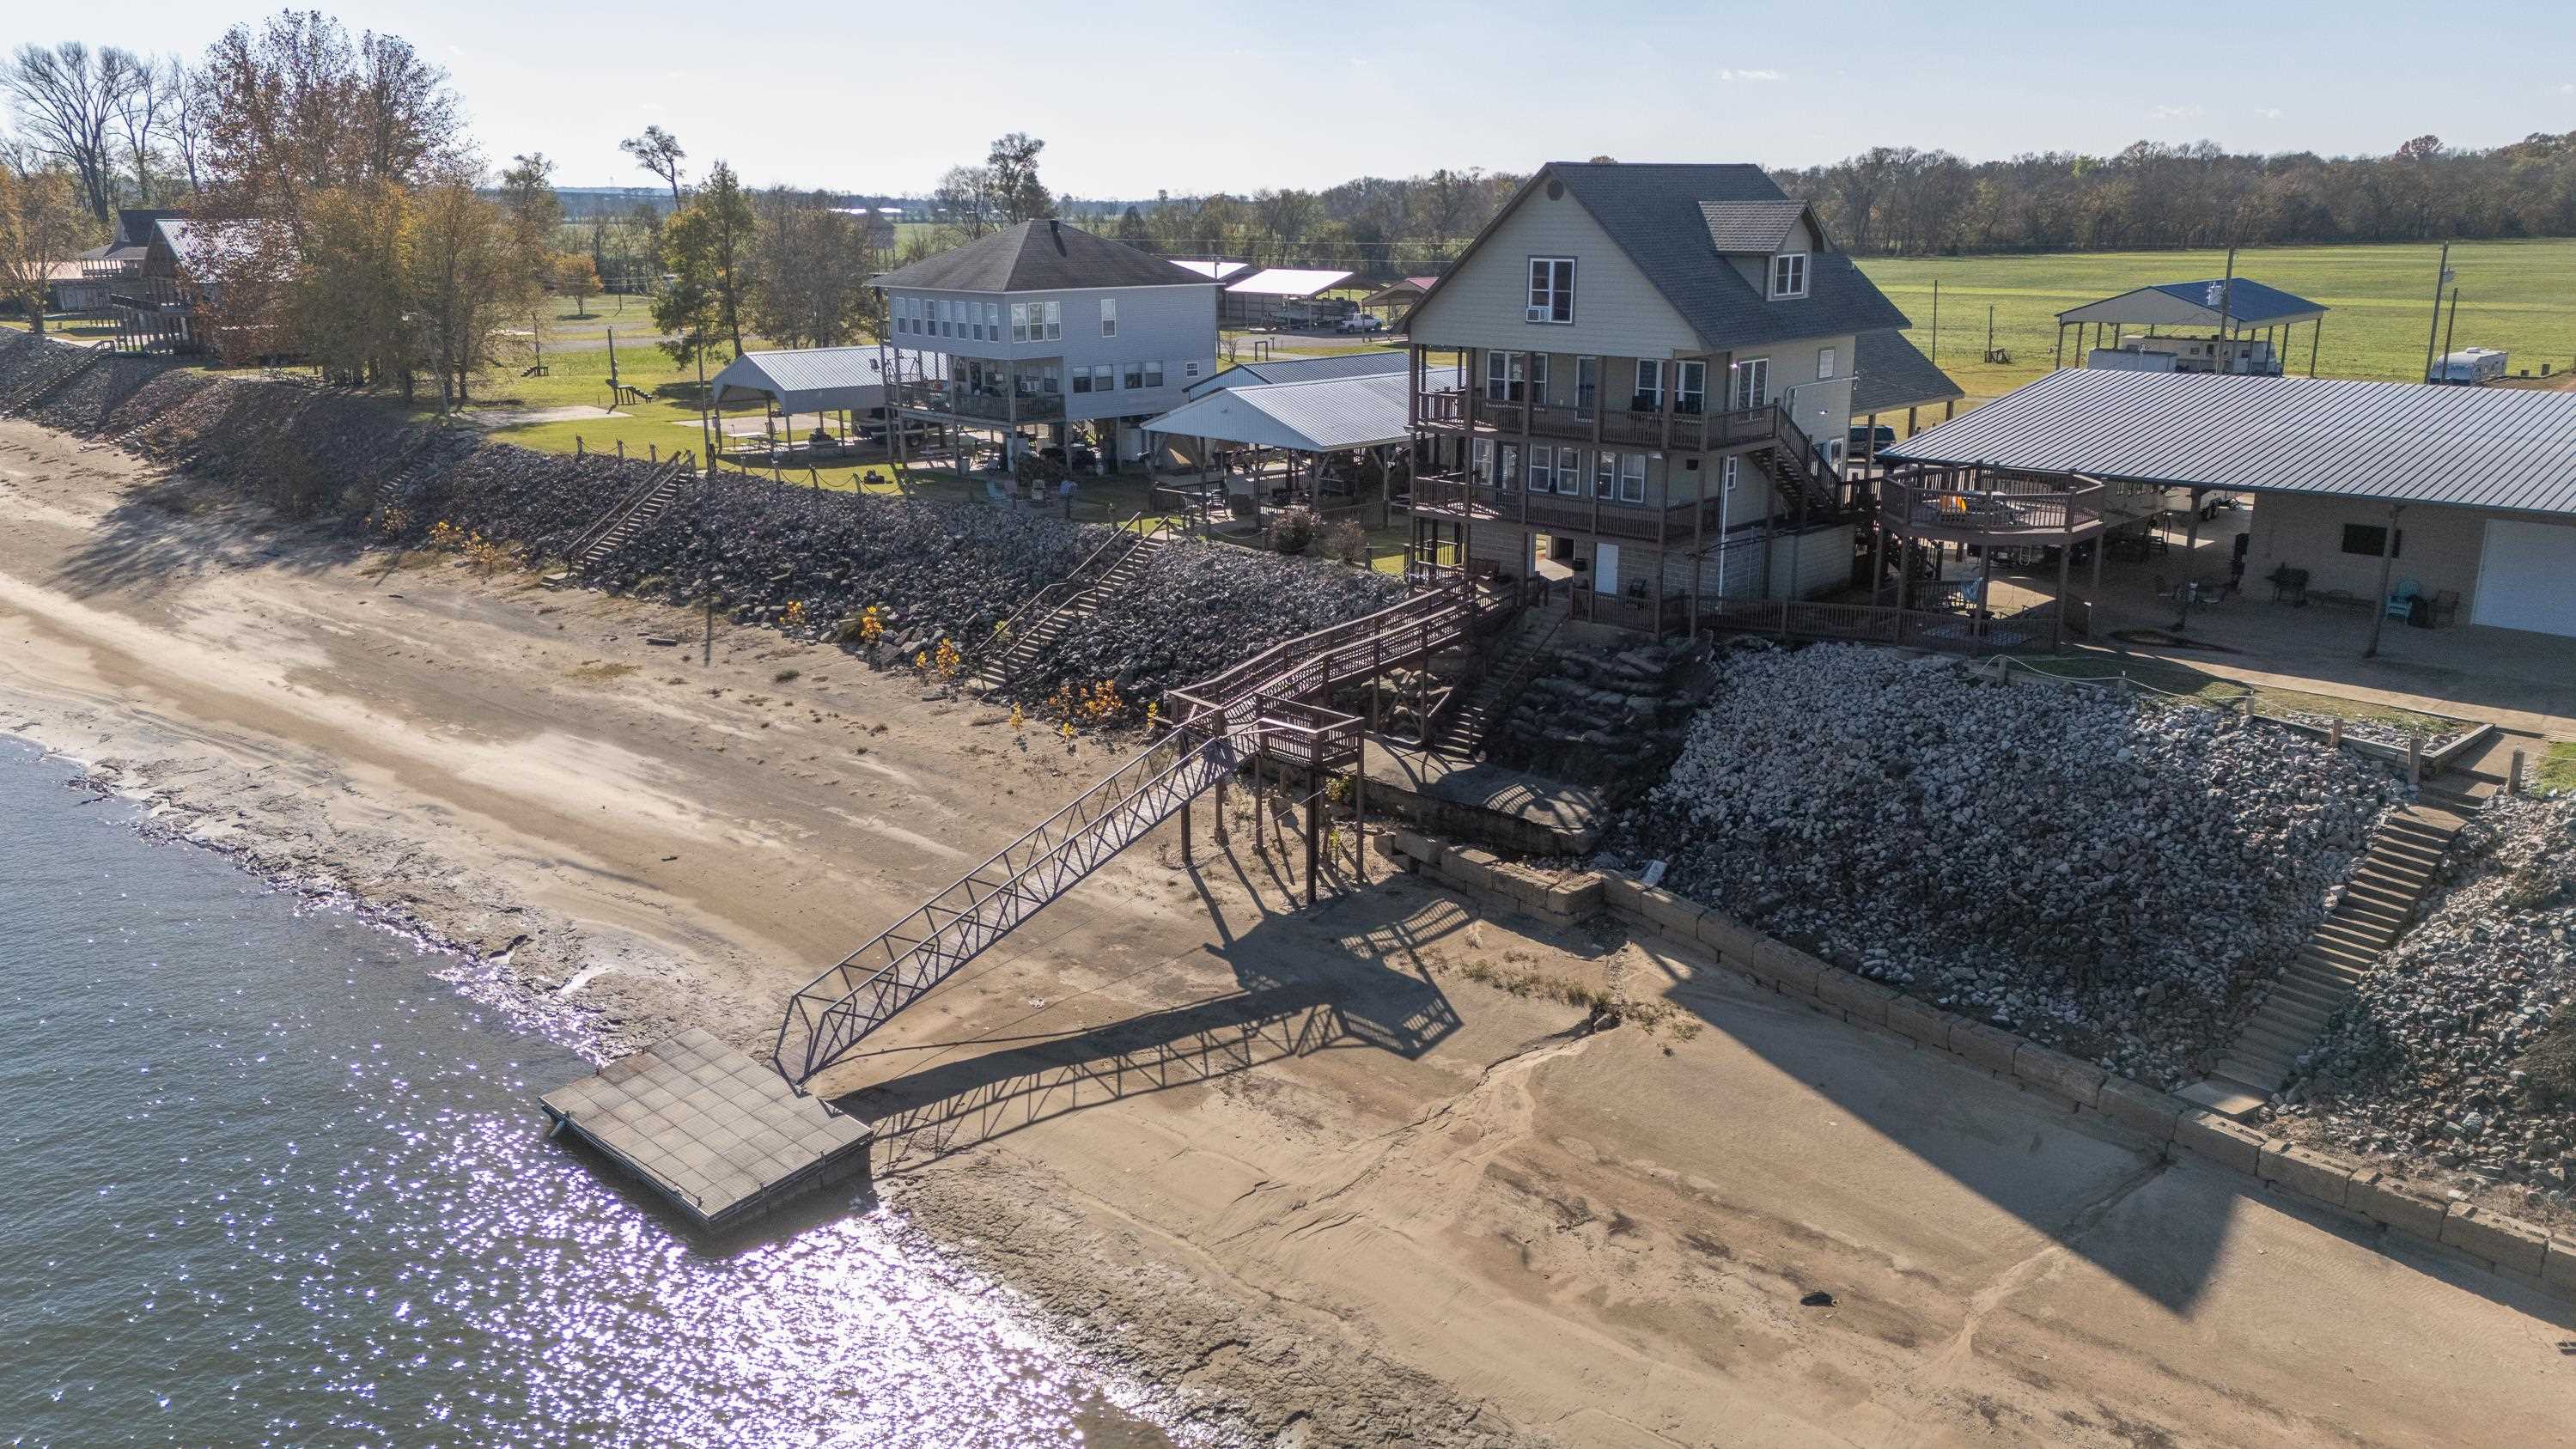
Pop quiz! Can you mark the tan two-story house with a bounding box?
[1403,161,1915,634]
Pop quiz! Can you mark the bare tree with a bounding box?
[619,124,685,208]
[110,56,176,206]
[985,131,1051,222]
[162,58,207,195]
[3,42,144,222]
[932,163,992,240]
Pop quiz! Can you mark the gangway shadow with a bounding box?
[843,873,1469,1174]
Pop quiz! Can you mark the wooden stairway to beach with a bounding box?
[968,523,1163,693]
[568,456,691,571]
[2190,780,2483,1114]
[1432,613,1559,759]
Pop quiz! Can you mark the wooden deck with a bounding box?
[542,1028,872,1231]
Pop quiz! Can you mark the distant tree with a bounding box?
[292,178,417,391]
[746,192,873,349]
[3,42,144,222]
[933,162,992,240]
[108,55,180,206]
[551,251,599,316]
[655,159,755,362]
[1115,204,1153,251]
[619,124,685,208]
[985,131,1051,222]
[0,167,100,335]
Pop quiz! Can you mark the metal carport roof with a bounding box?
[1883,368,2576,518]
[2056,279,2326,327]
[708,346,938,413]
[1143,367,1457,454]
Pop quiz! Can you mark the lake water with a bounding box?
[0,738,1178,1447]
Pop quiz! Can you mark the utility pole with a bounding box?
[2214,245,2236,369]
[1930,278,1940,364]
[2421,242,2452,383]
[2439,287,2462,378]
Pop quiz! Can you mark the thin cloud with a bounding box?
[2254,107,2284,119]
[1718,68,1783,82]
[2149,104,2205,120]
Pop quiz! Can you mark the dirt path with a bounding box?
[3,418,2569,1447]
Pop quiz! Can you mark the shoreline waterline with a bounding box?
[0,733,1188,1447]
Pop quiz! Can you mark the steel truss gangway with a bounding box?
[772,576,1496,1091]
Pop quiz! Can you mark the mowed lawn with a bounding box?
[1857,237,2576,407]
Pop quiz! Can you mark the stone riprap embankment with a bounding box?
[2293,795,2576,1209]
[1611,645,2401,1086]
[0,335,1398,709]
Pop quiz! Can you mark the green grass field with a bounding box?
[1858,237,2576,405]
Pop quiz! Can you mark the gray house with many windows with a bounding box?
[1402,161,1912,631]
[873,219,1218,470]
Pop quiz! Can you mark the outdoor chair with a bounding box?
[2266,566,2309,605]
[2384,577,2422,619]
[2429,589,2462,626]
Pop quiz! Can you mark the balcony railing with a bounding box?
[887,381,1065,423]
[1877,464,2105,540]
[1409,472,1725,547]
[1417,387,1799,454]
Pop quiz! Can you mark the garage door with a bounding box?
[2473,519,2576,636]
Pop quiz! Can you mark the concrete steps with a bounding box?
[571,459,691,571]
[2195,797,2472,1111]
[970,531,1163,693]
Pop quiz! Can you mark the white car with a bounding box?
[1337,314,1386,334]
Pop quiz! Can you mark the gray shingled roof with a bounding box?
[1697,198,1812,253]
[1852,329,1963,415]
[1543,161,1911,351]
[869,219,1211,292]
[1883,368,2576,518]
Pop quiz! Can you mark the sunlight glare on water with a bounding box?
[0,740,1178,1447]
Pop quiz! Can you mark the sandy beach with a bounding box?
[4,417,2568,1448]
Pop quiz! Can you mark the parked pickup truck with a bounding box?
[1337,313,1386,334]
[1847,423,1897,454]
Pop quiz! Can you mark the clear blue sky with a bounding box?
[42,0,2576,198]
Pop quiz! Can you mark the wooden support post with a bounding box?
[2054,533,2071,648]
[1353,731,1367,885]
[1304,761,1320,907]
[2509,749,2526,795]
[1213,709,1230,844]
[2407,732,2423,787]
[2329,718,2343,750]
[1180,785,1193,860]
[2364,503,2402,658]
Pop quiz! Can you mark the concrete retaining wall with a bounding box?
[1377,827,2576,1305]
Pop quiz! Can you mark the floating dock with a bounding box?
[541,1028,871,1231]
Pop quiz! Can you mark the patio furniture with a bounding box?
[2429,588,2461,626]
[2384,577,2422,619]
[2266,566,2310,605]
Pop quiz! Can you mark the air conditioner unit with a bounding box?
[1526,306,1550,322]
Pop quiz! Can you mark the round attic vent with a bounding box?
[1545,179,1564,200]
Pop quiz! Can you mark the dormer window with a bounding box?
[1526,257,1574,323]
[1769,253,1809,300]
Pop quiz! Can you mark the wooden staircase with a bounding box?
[1432,613,1560,759]
[968,521,1162,692]
[567,456,691,571]
[2191,789,2477,1111]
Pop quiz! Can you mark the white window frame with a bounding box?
[1092,362,1114,392]
[1044,300,1062,340]
[1592,449,1617,498]
[1555,446,1581,496]
[1123,359,1144,391]
[1184,361,1200,377]
[1526,447,1553,494]
[1574,356,1599,418]
[1733,356,1770,411]
[1818,345,1836,380]
[1497,442,1520,490]
[1071,366,1093,393]
[1472,438,1494,484]
[985,301,1001,340]
[1009,302,1028,344]
[1769,253,1809,300]
[1528,352,1550,405]
[1143,359,1164,388]
[1676,360,1706,415]
[1485,350,1526,404]
[1619,453,1647,504]
[1526,256,1574,324]
[1633,359,1661,412]
[1100,297,1117,337]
